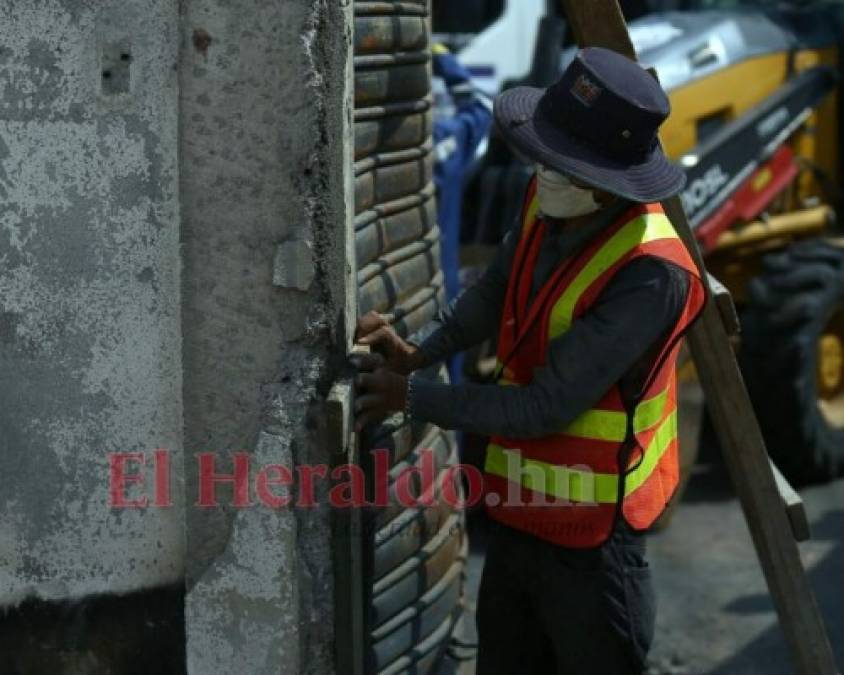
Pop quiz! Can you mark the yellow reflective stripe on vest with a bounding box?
[485,409,678,503]
[624,408,678,494]
[494,359,516,385]
[548,213,678,336]
[492,377,669,441]
[564,385,669,442]
[524,195,540,233]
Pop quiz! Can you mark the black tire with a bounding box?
[354,14,428,55]
[354,106,432,160]
[354,60,431,108]
[353,1,465,671]
[740,239,844,484]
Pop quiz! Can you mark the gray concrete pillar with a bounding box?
[0,1,354,671]
[179,0,355,672]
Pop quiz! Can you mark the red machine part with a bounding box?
[695,145,799,253]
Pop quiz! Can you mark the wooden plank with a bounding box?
[329,380,367,675]
[679,295,835,675]
[561,0,639,55]
[333,0,367,668]
[706,272,741,338]
[560,3,837,674]
[770,458,812,543]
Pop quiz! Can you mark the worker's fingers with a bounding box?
[357,325,395,351]
[349,352,385,372]
[354,394,388,432]
[357,324,387,343]
[355,311,389,340]
[354,393,385,415]
[355,408,388,432]
[355,372,380,391]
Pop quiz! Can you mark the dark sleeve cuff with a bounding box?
[407,377,453,428]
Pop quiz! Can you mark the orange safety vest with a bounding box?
[483,178,706,548]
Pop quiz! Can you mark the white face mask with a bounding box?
[535,165,601,219]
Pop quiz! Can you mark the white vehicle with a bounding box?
[433,0,547,97]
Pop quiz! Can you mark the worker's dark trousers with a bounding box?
[476,519,656,675]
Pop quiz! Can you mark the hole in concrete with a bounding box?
[101,39,131,95]
[192,28,212,56]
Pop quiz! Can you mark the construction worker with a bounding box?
[353,47,706,674]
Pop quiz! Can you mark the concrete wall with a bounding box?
[0,1,354,673]
[0,0,184,605]
[179,0,354,671]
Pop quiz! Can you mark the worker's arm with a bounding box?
[356,224,518,372]
[413,225,516,362]
[406,257,690,438]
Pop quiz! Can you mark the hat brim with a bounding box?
[494,86,687,203]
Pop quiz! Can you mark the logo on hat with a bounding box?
[571,74,602,107]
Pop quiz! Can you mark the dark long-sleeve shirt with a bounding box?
[407,201,691,438]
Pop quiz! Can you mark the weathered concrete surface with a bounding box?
[0,0,184,605]
[0,0,355,669]
[179,0,355,671]
[184,431,299,674]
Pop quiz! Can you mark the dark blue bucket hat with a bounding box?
[494,47,685,203]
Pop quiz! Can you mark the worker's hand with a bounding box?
[355,312,427,375]
[350,352,408,432]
